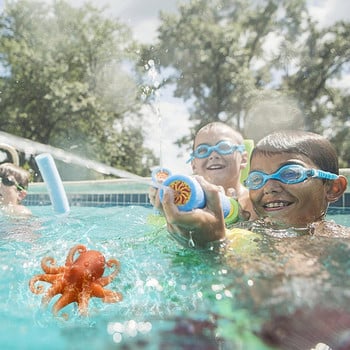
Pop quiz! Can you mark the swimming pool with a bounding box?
[1,205,350,349]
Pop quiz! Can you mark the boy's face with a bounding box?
[249,152,330,228]
[0,175,22,206]
[191,127,245,190]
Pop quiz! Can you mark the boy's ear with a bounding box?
[326,175,348,202]
[191,160,197,174]
[240,151,248,170]
[18,189,27,202]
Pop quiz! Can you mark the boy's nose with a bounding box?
[263,179,283,194]
[209,151,220,159]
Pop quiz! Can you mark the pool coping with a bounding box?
[24,178,152,207]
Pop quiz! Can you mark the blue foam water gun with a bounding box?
[158,174,240,225]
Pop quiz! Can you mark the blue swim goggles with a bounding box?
[187,140,245,163]
[244,164,339,190]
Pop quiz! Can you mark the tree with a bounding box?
[143,0,350,166]
[0,0,158,178]
[283,19,350,167]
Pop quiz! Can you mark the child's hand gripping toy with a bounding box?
[159,174,240,225]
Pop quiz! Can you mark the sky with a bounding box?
[1,0,350,176]
[103,1,194,176]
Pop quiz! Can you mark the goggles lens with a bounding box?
[0,175,25,191]
[187,140,245,163]
[244,164,338,190]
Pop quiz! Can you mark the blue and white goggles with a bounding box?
[244,164,339,190]
[187,140,245,163]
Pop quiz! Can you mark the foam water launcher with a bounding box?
[151,167,172,185]
[159,174,240,225]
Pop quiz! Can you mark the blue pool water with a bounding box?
[1,206,350,350]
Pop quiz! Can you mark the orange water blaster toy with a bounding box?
[151,166,172,185]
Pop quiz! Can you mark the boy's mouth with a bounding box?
[207,164,225,170]
[263,201,291,210]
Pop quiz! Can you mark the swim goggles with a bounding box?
[0,175,25,191]
[244,164,339,190]
[187,140,245,163]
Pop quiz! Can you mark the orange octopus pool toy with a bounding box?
[29,244,122,316]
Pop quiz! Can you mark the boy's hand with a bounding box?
[162,176,226,247]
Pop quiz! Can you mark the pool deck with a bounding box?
[24,169,350,208]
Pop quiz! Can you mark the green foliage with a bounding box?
[284,20,350,166]
[0,0,158,178]
[1,0,349,175]
[143,0,350,166]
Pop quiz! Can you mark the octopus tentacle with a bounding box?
[29,274,62,294]
[65,244,87,266]
[52,291,77,315]
[41,280,66,306]
[103,290,123,303]
[91,283,123,303]
[77,287,92,316]
[41,257,64,274]
[96,258,120,286]
[106,258,120,269]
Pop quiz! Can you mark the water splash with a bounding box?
[0,131,148,182]
[144,59,163,169]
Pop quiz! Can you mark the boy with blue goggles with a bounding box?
[187,140,245,163]
[244,164,339,190]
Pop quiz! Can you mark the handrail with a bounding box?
[0,143,19,165]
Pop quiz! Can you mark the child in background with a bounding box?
[149,122,255,219]
[161,130,349,247]
[189,122,248,197]
[0,162,32,217]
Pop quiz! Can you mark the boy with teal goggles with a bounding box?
[187,140,245,163]
[244,164,339,190]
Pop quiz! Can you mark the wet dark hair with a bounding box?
[251,130,339,175]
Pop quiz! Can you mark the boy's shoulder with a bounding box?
[1,204,32,217]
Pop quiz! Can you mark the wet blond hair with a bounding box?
[0,163,30,190]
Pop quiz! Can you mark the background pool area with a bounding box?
[327,207,350,227]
